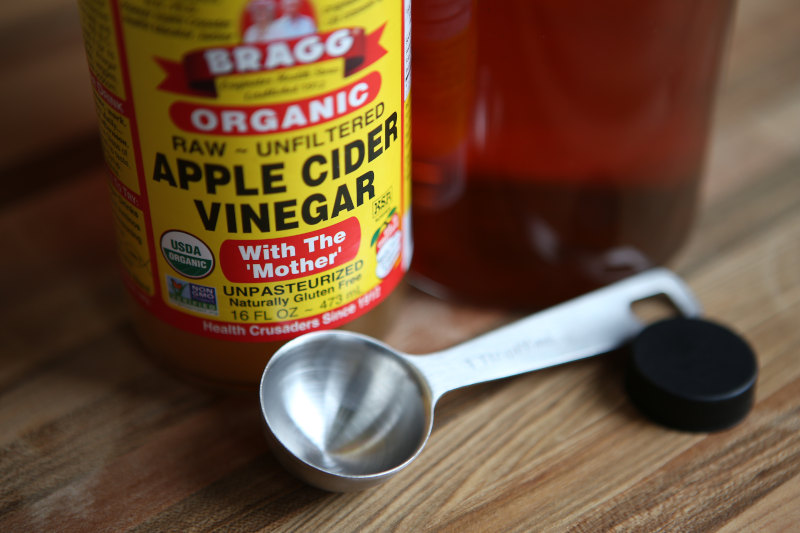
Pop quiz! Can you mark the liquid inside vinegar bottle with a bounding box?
[78,0,412,388]
[410,0,735,308]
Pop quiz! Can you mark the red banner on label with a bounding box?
[169,71,380,135]
[157,25,387,97]
[220,217,361,283]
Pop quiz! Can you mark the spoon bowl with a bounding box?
[260,331,435,490]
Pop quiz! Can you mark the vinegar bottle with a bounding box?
[78,0,412,387]
[410,0,735,309]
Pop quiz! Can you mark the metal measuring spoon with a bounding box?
[259,268,701,491]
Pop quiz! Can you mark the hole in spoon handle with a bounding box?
[415,268,701,399]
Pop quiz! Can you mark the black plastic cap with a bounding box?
[626,318,757,432]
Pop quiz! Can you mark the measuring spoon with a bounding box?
[259,268,701,491]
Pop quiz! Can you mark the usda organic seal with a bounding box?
[161,230,215,279]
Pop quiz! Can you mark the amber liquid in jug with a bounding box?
[411,0,735,308]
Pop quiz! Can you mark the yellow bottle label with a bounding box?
[79,0,411,341]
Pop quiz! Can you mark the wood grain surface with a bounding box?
[2,0,800,531]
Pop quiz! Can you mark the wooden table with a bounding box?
[2,1,799,530]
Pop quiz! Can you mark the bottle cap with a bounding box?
[626,317,757,432]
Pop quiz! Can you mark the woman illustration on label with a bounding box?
[243,0,317,43]
[243,0,277,43]
[270,0,317,39]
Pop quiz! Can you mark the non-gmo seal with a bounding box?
[161,230,215,279]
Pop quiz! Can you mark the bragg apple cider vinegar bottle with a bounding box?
[77,0,412,387]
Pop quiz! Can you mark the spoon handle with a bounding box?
[412,268,701,400]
